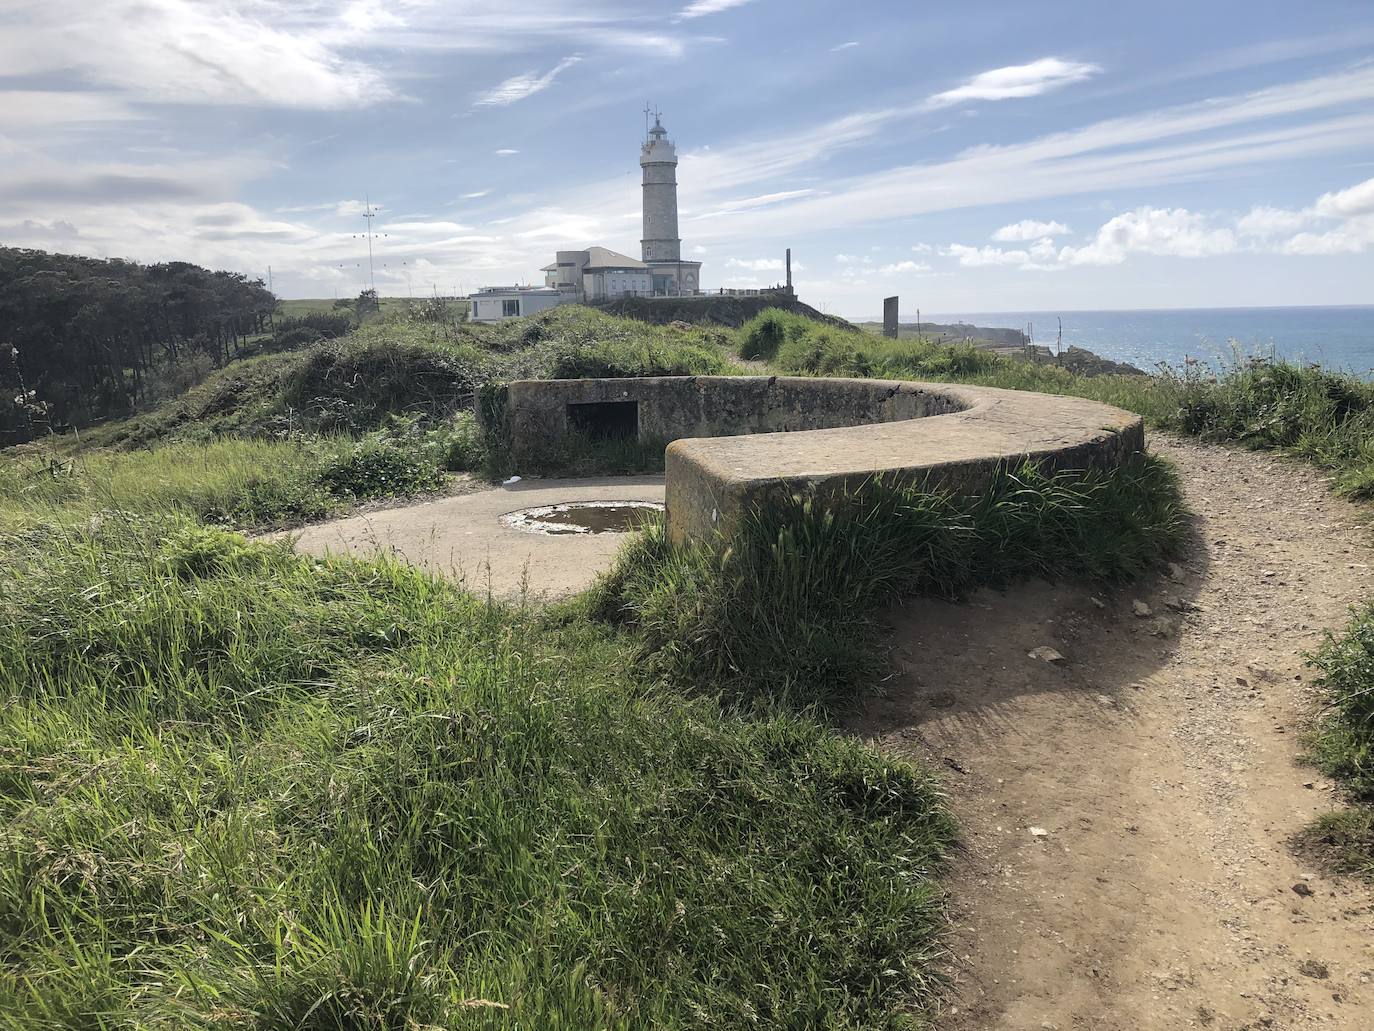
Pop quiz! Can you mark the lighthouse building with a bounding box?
[530,113,702,303]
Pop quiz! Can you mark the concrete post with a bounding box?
[883,296,899,339]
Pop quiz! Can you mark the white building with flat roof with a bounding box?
[469,286,564,323]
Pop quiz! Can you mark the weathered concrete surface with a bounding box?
[504,375,964,468]
[283,476,664,601]
[499,375,1143,544]
[666,380,1142,542]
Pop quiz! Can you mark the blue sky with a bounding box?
[2,0,1373,316]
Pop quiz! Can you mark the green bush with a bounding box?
[738,308,814,360]
[318,438,445,499]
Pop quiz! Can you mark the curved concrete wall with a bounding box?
[499,376,1145,543]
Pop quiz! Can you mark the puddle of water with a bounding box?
[502,501,664,536]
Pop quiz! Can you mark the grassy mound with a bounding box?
[0,522,952,1028]
[62,306,734,454]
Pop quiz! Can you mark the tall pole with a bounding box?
[363,195,377,294]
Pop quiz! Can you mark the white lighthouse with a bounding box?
[639,111,701,296]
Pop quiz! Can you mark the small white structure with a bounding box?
[469,286,564,323]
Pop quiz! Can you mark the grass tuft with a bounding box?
[591,456,1184,704]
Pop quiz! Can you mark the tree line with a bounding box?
[1,247,278,443]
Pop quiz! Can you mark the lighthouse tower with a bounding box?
[639,110,701,295]
[640,114,680,262]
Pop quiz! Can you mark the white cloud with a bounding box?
[0,0,392,109]
[948,243,1033,267]
[675,0,754,20]
[473,55,582,108]
[926,57,1101,109]
[992,219,1070,241]
[830,41,860,52]
[1283,216,1374,255]
[494,149,520,157]
[911,243,933,253]
[462,190,491,199]
[878,260,931,274]
[671,66,1374,248]
[1058,207,1236,265]
[1237,205,1312,237]
[1314,176,1374,218]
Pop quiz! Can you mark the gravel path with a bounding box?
[854,435,1374,1029]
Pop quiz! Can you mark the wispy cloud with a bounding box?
[474,56,582,108]
[925,57,1100,109]
[830,41,860,52]
[493,149,519,157]
[462,190,492,199]
[674,0,755,21]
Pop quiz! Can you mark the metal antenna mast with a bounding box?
[363,195,377,293]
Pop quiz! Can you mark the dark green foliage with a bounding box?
[0,246,276,444]
[592,456,1184,703]
[0,522,954,1028]
[318,439,446,499]
[738,308,799,360]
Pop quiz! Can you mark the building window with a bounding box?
[502,299,520,317]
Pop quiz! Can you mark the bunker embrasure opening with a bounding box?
[567,400,639,440]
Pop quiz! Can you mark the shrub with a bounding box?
[739,308,804,360]
[317,438,445,499]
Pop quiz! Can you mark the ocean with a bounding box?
[919,306,1374,376]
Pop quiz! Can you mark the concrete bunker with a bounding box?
[492,376,1144,544]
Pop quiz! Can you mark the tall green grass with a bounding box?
[590,456,1184,703]
[0,520,953,1028]
[0,430,460,532]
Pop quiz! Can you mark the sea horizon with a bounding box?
[840,303,1374,375]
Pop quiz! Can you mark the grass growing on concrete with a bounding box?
[0,518,954,1029]
[591,456,1185,704]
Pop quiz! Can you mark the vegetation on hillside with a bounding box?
[0,248,277,442]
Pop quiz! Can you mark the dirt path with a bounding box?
[854,435,1374,1030]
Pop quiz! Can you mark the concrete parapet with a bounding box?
[497,376,1144,544]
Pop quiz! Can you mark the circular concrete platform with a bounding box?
[285,475,665,601]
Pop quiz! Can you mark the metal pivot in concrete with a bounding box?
[883,296,900,338]
[492,375,1145,544]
